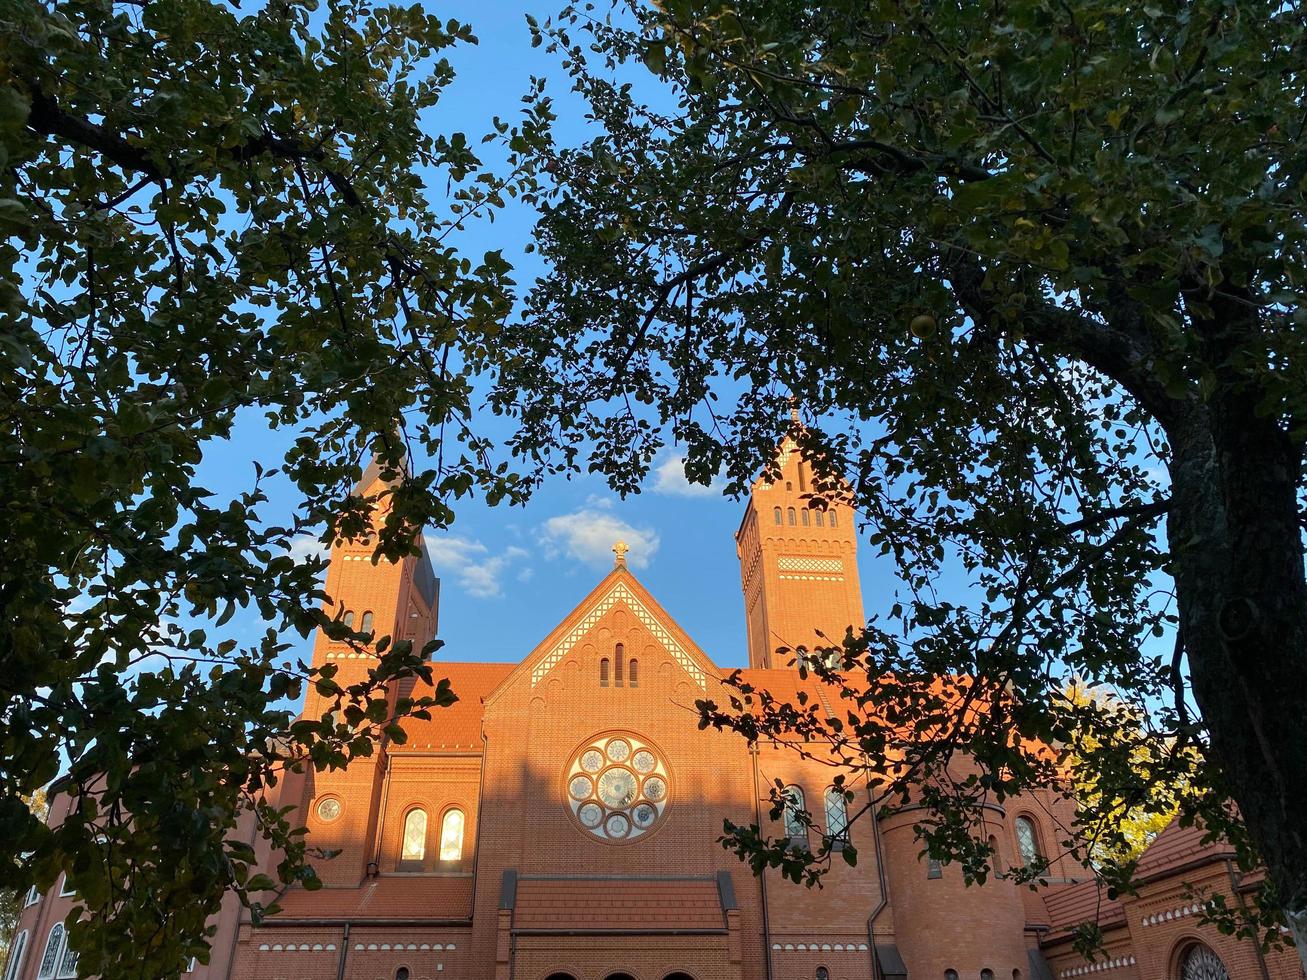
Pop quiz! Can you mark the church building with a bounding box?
[9,445,1302,980]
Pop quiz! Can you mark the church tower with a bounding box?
[297,458,441,886]
[735,438,864,669]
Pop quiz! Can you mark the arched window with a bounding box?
[989,834,1003,872]
[401,808,427,862]
[37,924,64,980]
[787,507,796,525]
[824,787,849,847]
[801,509,810,526]
[945,971,959,980]
[664,974,696,980]
[1015,815,1042,867]
[360,610,374,634]
[816,969,829,980]
[615,643,624,687]
[3,930,28,980]
[629,658,639,688]
[981,971,995,980]
[1012,971,1023,980]
[829,510,838,528]
[396,969,410,980]
[774,506,782,524]
[782,785,806,842]
[815,510,824,526]
[439,808,465,861]
[600,658,610,687]
[342,610,355,629]
[1179,943,1230,980]
[544,975,578,980]
[57,943,77,980]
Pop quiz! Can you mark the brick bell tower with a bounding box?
[298,457,441,885]
[735,436,864,669]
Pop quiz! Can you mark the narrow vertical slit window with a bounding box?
[614,643,624,687]
[599,658,610,687]
[628,659,639,688]
[439,809,464,861]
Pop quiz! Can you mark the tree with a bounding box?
[0,793,47,970]
[1,1,544,975]
[501,0,1307,965]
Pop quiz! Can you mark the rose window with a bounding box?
[566,734,669,842]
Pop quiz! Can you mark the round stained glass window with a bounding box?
[315,798,342,822]
[565,732,670,843]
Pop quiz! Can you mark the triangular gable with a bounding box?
[529,577,711,688]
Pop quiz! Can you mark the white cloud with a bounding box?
[423,535,526,599]
[651,452,719,497]
[539,501,660,569]
[287,534,330,562]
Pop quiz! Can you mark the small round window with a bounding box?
[316,797,342,823]
[566,733,669,843]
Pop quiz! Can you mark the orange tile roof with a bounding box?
[512,876,726,932]
[273,875,473,921]
[1133,817,1236,883]
[1041,878,1125,938]
[392,662,515,752]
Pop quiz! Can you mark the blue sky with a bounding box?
[189,2,903,673]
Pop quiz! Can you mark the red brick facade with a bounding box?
[8,450,1300,980]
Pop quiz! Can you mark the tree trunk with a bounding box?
[1167,384,1307,971]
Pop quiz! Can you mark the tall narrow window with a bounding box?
[981,971,995,980]
[773,506,782,524]
[927,857,943,879]
[58,875,74,897]
[401,809,427,862]
[815,511,824,526]
[628,659,639,688]
[37,924,64,980]
[787,507,796,525]
[801,509,810,526]
[824,787,849,848]
[829,510,837,528]
[815,969,828,980]
[23,885,38,907]
[782,785,806,843]
[57,942,78,980]
[439,809,464,861]
[615,643,624,687]
[1015,815,1041,868]
[360,611,374,634]
[3,931,27,980]
[988,834,1003,872]
[600,658,610,687]
[341,610,355,629]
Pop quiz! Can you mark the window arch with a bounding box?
[824,787,849,847]
[1178,943,1230,980]
[664,974,696,980]
[629,658,639,688]
[774,506,782,524]
[1014,815,1042,867]
[787,507,796,525]
[945,971,959,980]
[801,508,810,526]
[439,808,465,861]
[981,971,995,980]
[360,610,374,634]
[37,924,64,980]
[396,968,410,980]
[400,808,427,862]
[342,610,355,629]
[600,657,610,687]
[816,968,829,980]
[544,974,578,980]
[3,930,27,980]
[782,785,806,842]
[615,643,624,687]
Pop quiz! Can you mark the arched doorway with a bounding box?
[544,974,578,980]
[1178,943,1230,980]
[664,974,696,980]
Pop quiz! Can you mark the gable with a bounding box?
[530,578,710,688]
